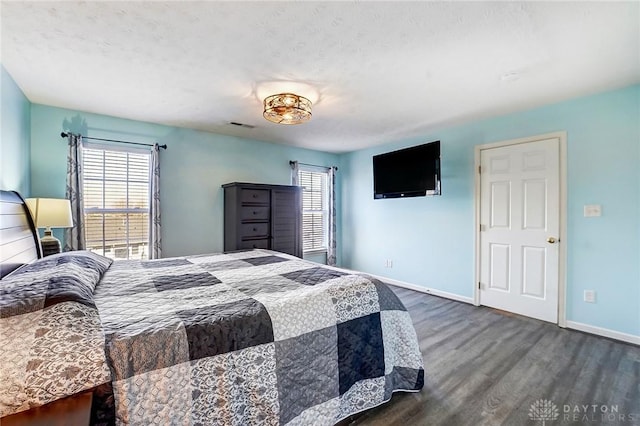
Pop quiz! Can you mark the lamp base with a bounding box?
[41,231,62,257]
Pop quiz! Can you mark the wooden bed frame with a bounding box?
[0,190,42,278]
[0,190,96,426]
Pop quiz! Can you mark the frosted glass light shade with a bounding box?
[25,198,73,228]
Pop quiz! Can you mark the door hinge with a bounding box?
[478,282,481,290]
[478,165,481,174]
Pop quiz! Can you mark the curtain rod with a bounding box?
[290,160,338,171]
[60,132,167,150]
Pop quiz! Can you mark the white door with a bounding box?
[479,137,560,323]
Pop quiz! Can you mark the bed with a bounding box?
[0,190,424,425]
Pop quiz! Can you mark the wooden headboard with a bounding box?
[0,190,42,278]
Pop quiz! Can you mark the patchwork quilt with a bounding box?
[94,249,424,425]
[0,249,423,425]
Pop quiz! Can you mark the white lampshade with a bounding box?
[25,198,73,229]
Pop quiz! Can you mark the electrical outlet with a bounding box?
[384,259,393,268]
[584,290,596,303]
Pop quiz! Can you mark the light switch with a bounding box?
[584,204,602,217]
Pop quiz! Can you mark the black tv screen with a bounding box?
[373,141,441,199]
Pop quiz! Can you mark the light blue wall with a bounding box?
[30,104,341,261]
[1,66,31,196]
[24,85,640,337]
[341,85,640,337]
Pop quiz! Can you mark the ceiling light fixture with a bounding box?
[263,93,312,125]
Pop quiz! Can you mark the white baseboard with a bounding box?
[369,273,474,305]
[565,321,640,346]
[365,273,638,346]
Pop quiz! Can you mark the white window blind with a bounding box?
[82,146,151,260]
[299,168,329,252]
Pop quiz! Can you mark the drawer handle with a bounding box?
[253,244,257,248]
[253,194,258,198]
[253,227,257,231]
[253,211,257,215]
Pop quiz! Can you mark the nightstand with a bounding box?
[2,391,93,426]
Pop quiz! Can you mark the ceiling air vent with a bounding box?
[228,121,255,129]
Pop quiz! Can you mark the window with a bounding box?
[82,146,151,260]
[298,168,329,252]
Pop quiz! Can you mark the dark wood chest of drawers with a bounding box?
[222,182,302,257]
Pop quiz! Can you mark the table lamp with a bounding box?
[26,198,73,256]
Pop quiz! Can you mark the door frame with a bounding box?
[473,131,568,327]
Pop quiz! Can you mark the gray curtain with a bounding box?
[64,133,85,251]
[327,166,338,266]
[150,144,162,259]
[290,161,300,185]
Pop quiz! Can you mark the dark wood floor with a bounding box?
[340,286,640,426]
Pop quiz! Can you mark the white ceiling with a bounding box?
[2,2,639,153]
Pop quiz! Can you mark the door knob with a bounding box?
[547,237,557,244]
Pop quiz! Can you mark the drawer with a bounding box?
[240,189,270,204]
[239,238,269,250]
[240,223,269,238]
[240,206,270,221]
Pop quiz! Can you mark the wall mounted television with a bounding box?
[373,140,441,199]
